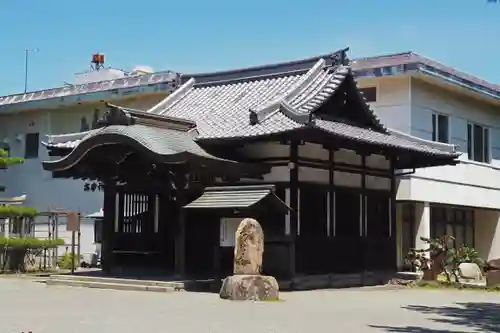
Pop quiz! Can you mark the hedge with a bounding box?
[0,206,37,218]
[0,237,64,249]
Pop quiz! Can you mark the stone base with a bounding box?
[219,275,279,301]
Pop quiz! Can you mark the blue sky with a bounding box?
[0,0,498,96]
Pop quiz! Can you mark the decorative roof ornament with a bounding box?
[330,47,350,66]
[96,103,135,128]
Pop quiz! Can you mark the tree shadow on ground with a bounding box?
[370,302,500,333]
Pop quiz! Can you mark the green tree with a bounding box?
[0,148,23,192]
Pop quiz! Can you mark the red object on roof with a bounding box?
[92,53,105,65]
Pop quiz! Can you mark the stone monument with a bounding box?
[219,218,279,301]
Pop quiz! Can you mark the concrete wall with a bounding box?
[359,74,500,263]
[406,78,500,209]
[358,74,500,209]
[357,76,411,133]
[0,93,167,258]
[475,209,500,261]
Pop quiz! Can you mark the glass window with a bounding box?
[446,224,454,241]
[430,206,474,248]
[466,221,475,247]
[455,224,465,247]
[432,114,449,143]
[434,221,446,239]
[467,123,490,163]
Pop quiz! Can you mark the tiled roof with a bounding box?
[45,50,458,159]
[184,184,288,211]
[314,120,456,155]
[42,124,231,172]
[148,56,456,158]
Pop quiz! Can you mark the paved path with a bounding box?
[1,278,499,333]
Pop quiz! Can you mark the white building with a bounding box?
[1,51,499,268]
[0,69,178,258]
[353,52,500,264]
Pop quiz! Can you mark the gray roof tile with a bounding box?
[43,124,230,169]
[313,120,456,155]
[184,185,289,211]
[45,50,458,159]
[152,59,456,158]
[160,73,304,138]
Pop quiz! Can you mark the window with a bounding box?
[359,87,377,102]
[430,206,474,248]
[467,123,490,163]
[431,114,449,143]
[24,133,39,159]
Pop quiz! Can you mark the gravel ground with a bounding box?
[1,278,499,333]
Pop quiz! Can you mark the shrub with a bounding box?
[0,206,36,218]
[0,237,65,273]
[409,236,486,283]
[0,236,64,249]
[58,252,80,270]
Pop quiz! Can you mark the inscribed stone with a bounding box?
[233,218,264,275]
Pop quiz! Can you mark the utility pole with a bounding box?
[24,48,39,93]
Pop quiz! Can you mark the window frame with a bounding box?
[24,132,40,159]
[430,206,475,248]
[467,122,490,163]
[431,113,450,144]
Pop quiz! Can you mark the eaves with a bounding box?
[354,62,500,105]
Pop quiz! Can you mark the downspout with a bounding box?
[396,169,416,177]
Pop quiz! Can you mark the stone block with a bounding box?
[458,263,486,287]
[219,275,279,301]
[233,218,264,275]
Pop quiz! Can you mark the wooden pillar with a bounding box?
[173,172,187,277]
[213,216,221,288]
[101,182,116,275]
[361,154,367,238]
[289,141,299,279]
[174,207,186,276]
[328,149,335,237]
[360,154,367,272]
[390,156,398,270]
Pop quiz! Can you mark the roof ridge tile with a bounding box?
[152,77,196,115]
[291,66,348,113]
[249,59,326,125]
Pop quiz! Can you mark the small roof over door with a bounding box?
[184,185,291,214]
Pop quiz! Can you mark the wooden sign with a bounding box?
[67,211,80,232]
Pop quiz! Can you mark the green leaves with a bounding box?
[0,206,37,218]
[0,236,64,249]
[0,149,24,169]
